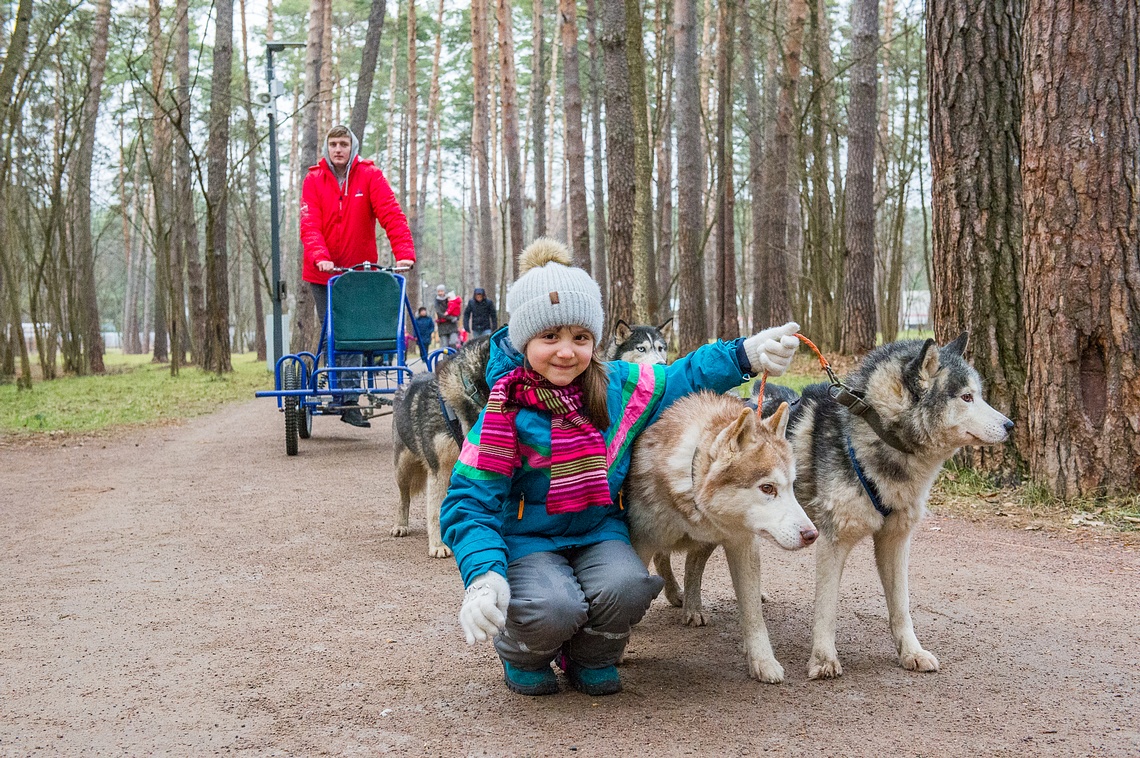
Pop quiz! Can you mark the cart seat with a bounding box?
[330,269,401,352]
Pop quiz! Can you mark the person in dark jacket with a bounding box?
[413,306,435,360]
[463,287,498,338]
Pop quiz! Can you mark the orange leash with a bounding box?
[755,333,839,416]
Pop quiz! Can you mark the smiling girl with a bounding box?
[440,238,800,696]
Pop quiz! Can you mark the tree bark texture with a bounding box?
[586,0,608,293]
[840,0,879,355]
[175,0,203,361]
[626,0,657,321]
[714,0,737,339]
[1021,0,1140,497]
[531,0,548,240]
[406,0,419,260]
[560,0,592,272]
[471,0,497,292]
[204,0,234,373]
[498,0,524,276]
[350,0,387,145]
[72,0,111,375]
[602,0,637,329]
[928,0,1026,478]
[147,0,173,366]
[673,0,706,353]
[239,0,267,362]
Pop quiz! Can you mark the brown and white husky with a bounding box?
[625,392,818,683]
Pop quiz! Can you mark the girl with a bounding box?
[440,238,800,696]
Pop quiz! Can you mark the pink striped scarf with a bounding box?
[476,367,611,514]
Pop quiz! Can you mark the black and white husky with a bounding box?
[678,333,1012,678]
[604,319,671,364]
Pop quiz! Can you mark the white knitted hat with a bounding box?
[506,238,604,350]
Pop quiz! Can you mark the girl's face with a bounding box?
[525,325,595,387]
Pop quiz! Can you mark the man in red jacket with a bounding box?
[301,124,416,427]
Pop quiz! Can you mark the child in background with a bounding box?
[440,238,800,696]
[413,306,435,360]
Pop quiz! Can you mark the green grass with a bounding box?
[0,351,272,436]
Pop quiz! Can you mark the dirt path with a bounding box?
[2,400,1138,757]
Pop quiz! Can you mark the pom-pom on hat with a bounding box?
[506,237,604,350]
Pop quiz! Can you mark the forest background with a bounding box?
[0,0,1136,501]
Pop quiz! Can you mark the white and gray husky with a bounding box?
[604,319,671,364]
[672,332,1012,679]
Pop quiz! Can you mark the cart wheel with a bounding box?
[299,405,312,439]
[283,363,300,456]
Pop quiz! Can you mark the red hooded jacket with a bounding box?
[300,156,415,285]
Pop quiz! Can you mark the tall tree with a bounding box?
[203,0,234,373]
[71,0,112,375]
[601,0,637,327]
[560,0,591,270]
[239,0,267,362]
[531,0,548,239]
[761,0,807,326]
[586,0,608,293]
[713,0,737,338]
[674,0,707,353]
[840,0,879,355]
[471,0,496,290]
[1021,0,1140,497]
[350,0,388,143]
[174,0,203,361]
[625,0,657,319]
[147,0,173,366]
[291,0,325,353]
[653,0,673,323]
[499,0,524,275]
[929,0,1026,479]
[417,0,445,251]
[406,0,420,267]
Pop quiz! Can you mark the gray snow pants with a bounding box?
[494,540,664,670]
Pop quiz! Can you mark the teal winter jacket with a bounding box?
[440,328,753,587]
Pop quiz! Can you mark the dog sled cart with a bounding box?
[256,264,451,455]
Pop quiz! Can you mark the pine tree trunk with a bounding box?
[350,0,387,145]
[673,0,706,353]
[1021,0,1140,497]
[626,0,656,321]
[174,0,203,362]
[291,0,325,353]
[417,0,445,244]
[472,0,497,293]
[713,0,737,339]
[560,0,592,271]
[739,0,762,334]
[586,0,608,292]
[239,0,267,362]
[499,0,525,275]
[928,0,1026,479]
[203,0,234,373]
[840,0,879,355]
[406,0,419,255]
[531,0,548,240]
[601,0,637,329]
[148,0,172,366]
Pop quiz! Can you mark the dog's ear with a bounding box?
[761,402,791,439]
[656,317,674,338]
[944,331,969,357]
[908,338,941,383]
[613,320,632,343]
[712,408,757,456]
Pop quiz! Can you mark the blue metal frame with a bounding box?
[256,268,432,415]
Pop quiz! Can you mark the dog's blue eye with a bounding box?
[961,393,973,403]
[637,346,646,351]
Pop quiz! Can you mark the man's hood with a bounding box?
[322,125,360,179]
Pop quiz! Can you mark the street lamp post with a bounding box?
[265,41,305,364]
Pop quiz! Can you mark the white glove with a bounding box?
[458,571,510,645]
[744,322,801,377]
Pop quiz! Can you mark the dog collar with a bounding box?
[829,385,916,455]
[845,436,892,518]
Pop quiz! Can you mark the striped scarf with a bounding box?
[476,367,611,514]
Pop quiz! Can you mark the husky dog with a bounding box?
[679,333,1013,678]
[391,337,491,558]
[625,393,819,684]
[604,319,671,364]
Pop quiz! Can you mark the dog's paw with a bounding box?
[748,655,785,684]
[901,648,940,673]
[682,608,709,627]
[428,544,453,559]
[664,583,683,607]
[390,525,409,537]
[807,652,843,680]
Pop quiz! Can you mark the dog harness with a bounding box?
[845,435,892,518]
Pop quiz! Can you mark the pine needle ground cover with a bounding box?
[0,352,271,437]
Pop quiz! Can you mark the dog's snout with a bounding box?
[1003,419,1014,433]
[800,526,819,546]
